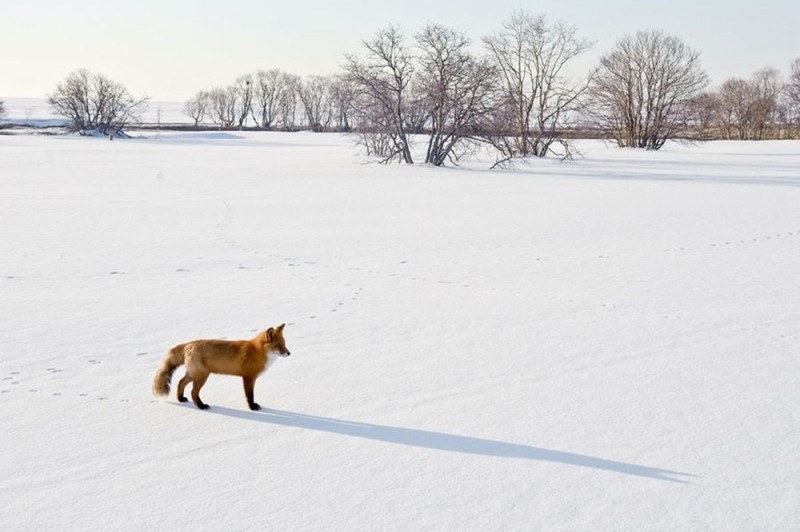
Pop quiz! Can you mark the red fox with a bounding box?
[152,325,290,410]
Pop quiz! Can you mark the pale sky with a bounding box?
[1,0,798,101]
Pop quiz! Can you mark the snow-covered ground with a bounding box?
[1,132,799,530]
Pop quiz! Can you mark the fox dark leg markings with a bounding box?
[177,374,192,402]
[243,376,260,411]
[191,373,210,410]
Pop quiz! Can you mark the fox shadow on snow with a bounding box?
[197,405,695,483]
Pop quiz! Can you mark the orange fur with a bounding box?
[152,324,290,410]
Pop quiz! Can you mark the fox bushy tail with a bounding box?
[152,346,185,397]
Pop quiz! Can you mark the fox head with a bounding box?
[266,324,291,357]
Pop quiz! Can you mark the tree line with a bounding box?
[182,70,352,133]
[30,10,800,166]
[686,60,800,140]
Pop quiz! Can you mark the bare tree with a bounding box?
[715,69,781,140]
[788,58,800,106]
[207,86,237,128]
[590,31,708,149]
[0,98,5,120]
[749,68,781,139]
[415,23,496,166]
[47,68,148,135]
[344,26,415,164]
[708,61,799,140]
[483,11,593,162]
[403,83,429,135]
[786,58,800,137]
[278,73,301,130]
[298,75,333,132]
[330,75,356,132]
[685,91,720,140]
[774,91,794,139]
[252,69,284,129]
[183,90,209,126]
[717,78,755,139]
[233,75,254,128]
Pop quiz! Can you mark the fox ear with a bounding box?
[266,328,275,341]
[277,323,285,332]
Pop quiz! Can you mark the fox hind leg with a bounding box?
[190,372,210,410]
[176,374,192,403]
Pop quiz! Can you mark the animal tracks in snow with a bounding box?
[0,359,140,403]
[1,380,131,403]
[206,202,483,316]
[662,229,799,254]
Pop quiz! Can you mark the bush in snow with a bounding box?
[47,69,148,135]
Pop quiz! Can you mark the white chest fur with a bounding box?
[263,352,280,374]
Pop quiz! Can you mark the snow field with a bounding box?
[1,133,799,529]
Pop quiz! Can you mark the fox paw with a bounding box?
[248,403,261,411]
[196,403,210,410]
[177,396,188,403]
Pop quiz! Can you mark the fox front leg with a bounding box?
[242,376,260,411]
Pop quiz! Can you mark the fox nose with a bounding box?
[285,351,291,356]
